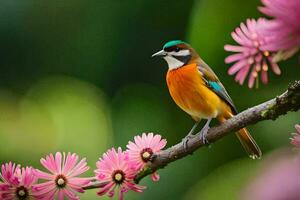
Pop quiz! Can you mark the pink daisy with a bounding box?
[126,133,167,181]
[290,124,300,147]
[0,162,38,200]
[33,152,90,200]
[241,153,300,200]
[259,0,300,61]
[224,18,281,88]
[95,147,145,200]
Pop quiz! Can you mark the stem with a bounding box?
[83,181,108,190]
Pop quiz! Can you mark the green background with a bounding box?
[0,0,299,199]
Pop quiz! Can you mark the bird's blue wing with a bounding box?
[197,60,238,114]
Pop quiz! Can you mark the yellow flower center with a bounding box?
[55,174,67,188]
[114,173,123,181]
[18,189,26,197]
[140,148,154,162]
[57,178,65,186]
[142,151,151,160]
[16,186,29,199]
[112,170,125,184]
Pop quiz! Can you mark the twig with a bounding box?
[134,80,300,183]
[83,80,300,188]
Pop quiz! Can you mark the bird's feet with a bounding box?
[181,122,200,151]
[182,134,196,151]
[198,126,210,145]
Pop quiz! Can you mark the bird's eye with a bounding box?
[175,47,180,52]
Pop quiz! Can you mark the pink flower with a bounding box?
[0,162,38,200]
[33,152,90,200]
[95,147,145,200]
[224,18,281,88]
[241,152,300,200]
[126,133,167,181]
[290,124,300,147]
[259,0,300,61]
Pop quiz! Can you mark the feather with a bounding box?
[196,58,238,114]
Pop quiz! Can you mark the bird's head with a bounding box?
[152,40,197,70]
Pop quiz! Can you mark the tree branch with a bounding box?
[134,80,300,183]
[83,80,300,189]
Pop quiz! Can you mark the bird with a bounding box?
[152,40,262,159]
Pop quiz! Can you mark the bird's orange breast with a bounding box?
[166,63,222,121]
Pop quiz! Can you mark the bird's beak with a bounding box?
[151,50,166,57]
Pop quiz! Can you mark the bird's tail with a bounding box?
[236,128,262,159]
[218,112,262,159]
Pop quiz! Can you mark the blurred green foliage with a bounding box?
[0,0,299,199]
[184,158,261,200]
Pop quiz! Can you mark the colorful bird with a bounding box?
[152,40,262,159]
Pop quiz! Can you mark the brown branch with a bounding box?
[134,80,300,183]
[83,80,300,189]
